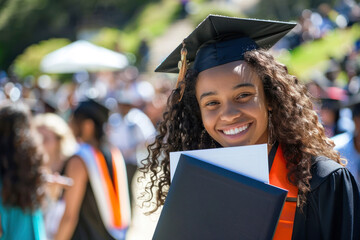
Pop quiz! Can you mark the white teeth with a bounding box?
[223,124,249,135]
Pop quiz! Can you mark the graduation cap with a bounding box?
[320,86,347,110]
[155,14,297,74]
[74,98,109,125]
[320,98,342,111]
[346,93,360,116]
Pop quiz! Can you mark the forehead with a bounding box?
[196,61,261,89]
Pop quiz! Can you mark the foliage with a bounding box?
[92,28,122,51]
[92,0,181,62]
[4,0,358,80]
[277,24,360,82]
[252,0,341,21]
[0,0,160,70]
[188,3,244,26]
[12,39,71,79]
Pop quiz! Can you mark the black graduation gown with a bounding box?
[291,156,360,240]
[64,145,117,240]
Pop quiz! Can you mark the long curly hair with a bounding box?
[0,102,44,211]
[140,49,341,212]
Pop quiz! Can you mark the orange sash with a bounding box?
[269,145,298,240]
[76,143,131,238]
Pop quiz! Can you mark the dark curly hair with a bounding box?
[0,102,44,211]
[140,49,341,213]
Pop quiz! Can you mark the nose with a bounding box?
[219,101,241,122]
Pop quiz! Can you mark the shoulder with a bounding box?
[310,156,346,191]
[65,155,87,177]
[299,156,360,240]
[67,155,86,167]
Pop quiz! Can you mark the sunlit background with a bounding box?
[1,1,360,239]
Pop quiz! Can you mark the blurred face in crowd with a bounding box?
[69,115,96,143]
[319,108,337,126]
[353,107,360,145]
[196,61,270,148]
[354,115,360,136]
[37,126,61,159]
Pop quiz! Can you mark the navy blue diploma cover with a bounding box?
[152,154,287,240]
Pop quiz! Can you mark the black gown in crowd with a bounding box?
[71,182,115,240]
[66,146,116,240]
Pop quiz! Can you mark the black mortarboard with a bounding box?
[155,14,297,74]
[74,99,109,125]
[320,86,347,110]
[346,93,360,116]
[320,98,342,110]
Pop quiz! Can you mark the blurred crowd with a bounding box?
[1,1,360,240]
[0,66,173,239]
[278,0,360,50]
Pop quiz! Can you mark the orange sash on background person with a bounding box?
[76,143,131,239]
[269,145,298,240]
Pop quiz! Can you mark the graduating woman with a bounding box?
[140,15,360,239]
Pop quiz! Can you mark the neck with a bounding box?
[81,137,101,149]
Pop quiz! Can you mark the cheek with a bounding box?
[69,120,79,136]
[45,135,59,150]
[200,109,217,130]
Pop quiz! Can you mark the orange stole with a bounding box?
[93,147,131,229]
[269,145,298,240]
[94,149,122,227]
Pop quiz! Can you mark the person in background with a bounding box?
[34,113,78,175]
[143,76,173,127]
[55,98,131,240]
[109,84,156,207]
[319,98,342,137]
[323,58,342,87]
[333,93,360,188]
[34,113,77,240]
[0,101,46,240]
[108,84,158,240]
[140,15,360,239]
[318,86,348,137]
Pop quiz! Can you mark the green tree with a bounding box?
[0,0,160,71]
[13,38,70,79]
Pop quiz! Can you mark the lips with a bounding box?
[221,123,250,135]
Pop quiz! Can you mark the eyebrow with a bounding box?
[233,82,255,90]
[199,91,216,101]
[199,83,255,101]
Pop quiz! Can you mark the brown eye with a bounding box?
[205,101,219,106]
[236,93,252,100]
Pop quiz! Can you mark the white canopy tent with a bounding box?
[40,40,129,73]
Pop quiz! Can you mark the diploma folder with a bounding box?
[152,154,287,240]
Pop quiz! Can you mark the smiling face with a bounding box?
[195,60,270,147]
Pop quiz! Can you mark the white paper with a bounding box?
[170,144,269,183]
